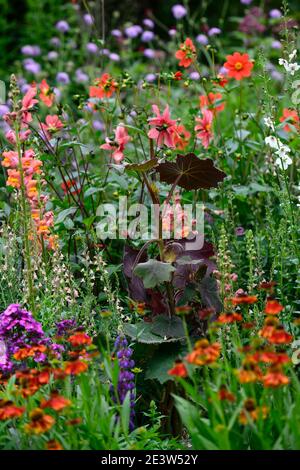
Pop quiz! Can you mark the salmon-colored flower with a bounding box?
[40,115,63,139]
[39,79,54,107]
[199,92,225,114]
[101,125,131,163]
[186,339,221,366]
[172,124,191,150]
[262,367,289,388]
[195,109,214,148]
[264,299,284,315]
[148,105,177,147]
[21,86,38,124]
[224,52,254,80]
[214,74,228,88]
[175,38,196,68]
[25,408,55,434]
[40,391,71,411]
[89,73,117,99]
[279,108,299,132]
[68,332,92,348]
[168,362,188,378]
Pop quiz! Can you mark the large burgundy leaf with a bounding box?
[156,153,226,190]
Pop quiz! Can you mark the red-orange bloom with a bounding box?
[279,108,299,132]
[175,38,196,68]
[199,92,225,114]
[39,79,54,107]
[218,312,242,324]
[89,73,117,99]
[25,408,55,434]
[0,400,25,420]
[214,74,228,88]
[230,294,258,305]
[264,299,284,315]
[262,367,290,388]
[239,399,268,425]
[40,392,71,411]
[218,386,235,402]
[172,124,191,150]
[67,332,92,348]
[65,360,88,375]
[250,351,290,365]
[224,52,254,80]
[186,339,221,366]
[46,439,63,450]
[238,365,263,384]
[168,362,188,378]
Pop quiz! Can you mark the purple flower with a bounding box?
[23,59,41,75]
[0,104,10,116]
[111,29,122,38]
[125,25,142,39]
[241,0,252,4]
[50,37,61,47]
[143,48,155,59]
[76,69,89,83]
[196,34,208,45]
[189,71,200,80]
[141,31,154,42]
[99,48,110,56]
[143,19,154,29]
[48,51,58,60]
[271,40,282,50]
[21,45,40,56]
[109,53,120,62]
[208,27,221,36]
[86,42,98,54]
[56,72,70,85]
[56,20,70,33]
[83,13,94,25]
[269,9,282,19]
[145,73,156,82]
[171,4,187,20]
[168,29,177,37]
[271,70,283,81]
[235,226,245,236]
[56,319,76,336]
[93,120,105,131]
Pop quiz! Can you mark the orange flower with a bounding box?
[67,417,82,426]
[218,386,235,402]
[175,38,196,68]
[65,360,88,375]
[218,312,242,324]
[172,124,191,150]
[279,108,299,132]
[68,332,92,348]
[199,92,225,114]
[40,391,71,411]
[89,73,117,99]
[46,439,63,450]
[14,345,47,361]
[230,294,258,305]
[39,79,54,107]
[224,52,254,80]
[267,327,293,345]
[239,399,268,425]
[168,362,188,378]
[186,339,221,366]
[0,400,25,420]
[25,408,55,434]
[262,367,289,388]
[251,351,290,365]
[214,74,228,87]
[238,365,263,384]
[264,299,284,315]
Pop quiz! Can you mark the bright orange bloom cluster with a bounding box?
[259,317,293,345]
[89,73,118,99]
[67,332,92,348]
[40,391,71,411]
[168,362,188,378]
[46,439,63,450]
[224,52,254,80]
[16,368,51,397]
[175,38,196,68]
[239,398,268,425]
[25,408,55,434]
[217,312,243,324]
[0,399,25,420]
[186,339,221,366]
[264,299,284,315]
[230,294,258,305]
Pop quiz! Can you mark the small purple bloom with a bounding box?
[235,226,245,236]
[143,18,154,29]
[271,70,283,81]
[141,30,154,42]
[172,4,187,20]
[143,48,155,59]
[86,42,98,54]
[56,72,70,85]
[48,51,58,60]
[93,120,105,131]
[99,48,110,56]
[168,29,177,37]
[56,319,76,336]
[21,45,34,56]
[269,9,282,18]
[271,40,282,50]
[83,13,94,25]
[208,27,221,36]
[56,20,70,33]
[23,59,41,75]
[125,25,142,38]
[76,69,89,83]
[189,71,200,80]
[109,53,120,62]
[241,0,252,4]
[196,34,208,45]
[111,29,122,38]
[0,104,10,116]
[145,73,156,82]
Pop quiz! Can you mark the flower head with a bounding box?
[148,105,177,147]
[175,38,196,68]
[89,73,117,99]
[224,52,254,80]
[195,109,214,148]
[101,125,131,163]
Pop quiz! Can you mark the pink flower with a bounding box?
[100,125,130,163]
[40,115,64,139]
[5,129,31,145]
[148,105,177,148]
[195,110,214,148]
[21,86,38,125]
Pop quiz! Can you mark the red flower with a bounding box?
[214,74,228,87]
[186,339,221,366]
[262,367,289,388]
[25,408,55,434]
[264,299,284,315]
[0,400,25,420]
[279,108,299,132]
[230,294,258,305]
[224,52,254,80]
[40,392,71,411]
[168,362,188,378]
[218,386,235,402]
[89,73,117,99]
[46,440,63,450]
[218,312,242,324]
[172,124,191,150]
[199,92,225,114]
[174,71,183,80]
[65,360,88,375]
[67,332,92,348]
[39,79,54,107]
[175,38,196,68]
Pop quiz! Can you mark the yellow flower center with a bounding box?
[235,62,243,71]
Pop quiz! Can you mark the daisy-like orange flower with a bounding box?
[65,360,88,375]
[250,351,290,365]
[89,73,117,99]
[39,79,54,107]
[264,299,284,315]
[237,364,263,384]
[224,52,254,80]
[13,344,47,361]
[218,386,235,402]
[172,124,191,150]
[40,391,71,411]
[262,366,289,388]
[175,38,196,68]
[230,294,258,305]
[199,92,225,114]
[0,400,25,420]
[259,318,293,345]
[239,399,268,425]
[218,312,243,324]
[279,108,299,132]
[67,332,92,348]
[25,408,55,434]
[168,362,188,378]
[46,440,63,450]
[186,339,221,366]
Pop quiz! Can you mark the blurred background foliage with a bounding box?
[0,0,299,79]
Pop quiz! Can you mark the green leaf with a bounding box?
[151,315,185,339]
[145,343,183,384]
[133,260,176,288]
[55,207,77,224]
[124,322,180,344]
[125,158,159,173]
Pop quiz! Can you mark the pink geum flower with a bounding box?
[40,115,64,139]
[148,105,177,148]
[39,79,54,107]
[195,110,214,148]
[21,86,38,125]
[100,125,130,163]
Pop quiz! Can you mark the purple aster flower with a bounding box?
[143,18,154,29]
[143,48,155,59]
[56,20,70,33]
[83,13,94,25]
[50,37,61,47]
[0,104,10,116]
[269,9,282,19]
[48,51,58,60]
[111,29,122,38]
[141,30,154,42]
[99,48,110,56]
[271,70,283,81]
[271,40,282,49]
[145,73,156,82]
[23,59,41,75]
[241,0,252,4]
[111,335,135,431]
[208,27,221,36]
[196,34,208,45]
[235,226,245,236]
[168,29,177,37]
[86,42,98,54]
[76,69,89,83]
[171,4,187,20]
[56,72,70,85]
[93,120,105,131]
[125,25,142,38]
[21,45,34,55]
[189,71,200,80]
[109,53,120,62]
